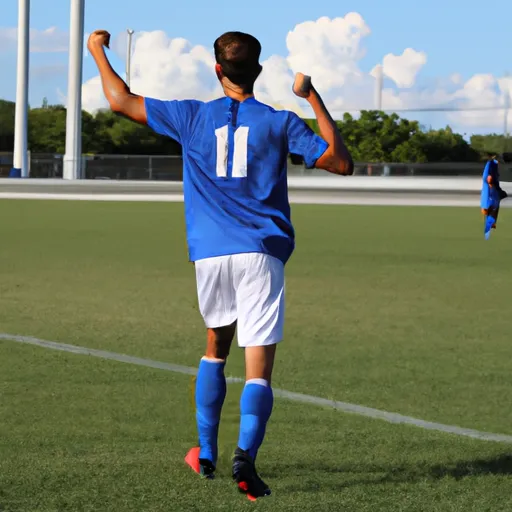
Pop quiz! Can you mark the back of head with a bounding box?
[214,32,262,93]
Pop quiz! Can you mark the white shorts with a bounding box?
[194,252,285,347]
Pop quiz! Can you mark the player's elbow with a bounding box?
[330,155,353,176]
[317,147,354,176]
[105,87,131,113]
[326,145,354,176]
[338,156,354,176]
[109,96,127,114]
[108,94,146,124]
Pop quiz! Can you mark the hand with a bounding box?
[87,30,111,53]
[292,72,313,99]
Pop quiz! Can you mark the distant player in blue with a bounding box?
[481,155,508,239]
[88,29,353,500]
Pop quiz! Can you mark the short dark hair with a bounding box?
[214,31,262,92]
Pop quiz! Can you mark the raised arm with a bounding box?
[292,73,353,176]
[87,30,147,124]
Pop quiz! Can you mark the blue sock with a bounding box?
[238,379,274,461]
[195,358,226,465]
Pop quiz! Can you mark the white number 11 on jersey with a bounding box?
[215,125,249,178]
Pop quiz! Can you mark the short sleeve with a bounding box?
[144,98,203,145]
[286,112,329,169]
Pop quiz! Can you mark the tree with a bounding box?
[414,127,480,162]
[24,105,182,156]
[0,98,491,164]
[470,134,512,156]
[341,111,424,162]
[89,109,181,155]
[28,105,67,153]
[0,100,15,152]
[304,111,479,163]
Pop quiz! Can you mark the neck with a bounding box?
[222,80,254,102]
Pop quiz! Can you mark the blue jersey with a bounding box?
[481,159,500,211]
[145,96,328,264]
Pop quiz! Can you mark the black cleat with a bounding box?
[232,448,271,501]
[199,458,216,480]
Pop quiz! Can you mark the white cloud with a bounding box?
[378,48,427,88]
[80,76,106,112]
[80,14,512,134]
[447,75,512,130]
[81,30,222,112]
[285,14,370,88]
[0,26,68,53]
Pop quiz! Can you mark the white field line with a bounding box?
[1,333,512,444]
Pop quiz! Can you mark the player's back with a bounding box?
[183,97,295,264]
[144,95,327,265]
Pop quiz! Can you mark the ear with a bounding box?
[215,63,223,81]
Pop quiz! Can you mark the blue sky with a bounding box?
[1,0,511,132]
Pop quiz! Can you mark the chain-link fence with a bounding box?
[2,152,512,181]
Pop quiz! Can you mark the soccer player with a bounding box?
[481,153,508,238]
[87,29,353,500]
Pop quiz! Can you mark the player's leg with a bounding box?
[191,324,236,476]
[231,253,284,499]
[494,206,500,227]
[238,344,276,460]
[232,345,276,498]
[186,256,237,479]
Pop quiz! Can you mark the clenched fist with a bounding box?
[292,72,313,99]
[87,30,111,53]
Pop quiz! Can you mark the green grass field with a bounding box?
[1,199,512,511]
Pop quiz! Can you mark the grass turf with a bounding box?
[1,199,512,510]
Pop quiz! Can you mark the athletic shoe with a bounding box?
[232,448,271,501]
[185,447,216,480]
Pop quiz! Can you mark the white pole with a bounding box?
[504,72,510,142]
[63,0,85,180]
[126,29,134,88]
[374,64,383,111]
[12,0,30,178]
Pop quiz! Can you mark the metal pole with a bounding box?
[126,29,134,88]
[504,73,510,136]
[503,72,510,155]
[374,64,383,111]
[63,0,85,180]
[11,0,30,178]
[505,105,509,140]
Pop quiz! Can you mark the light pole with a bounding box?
[126,29,134,88]
[11,0,30,178]
[374,64,383,111]
[503,72,510,149]
[63,0,85,180]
